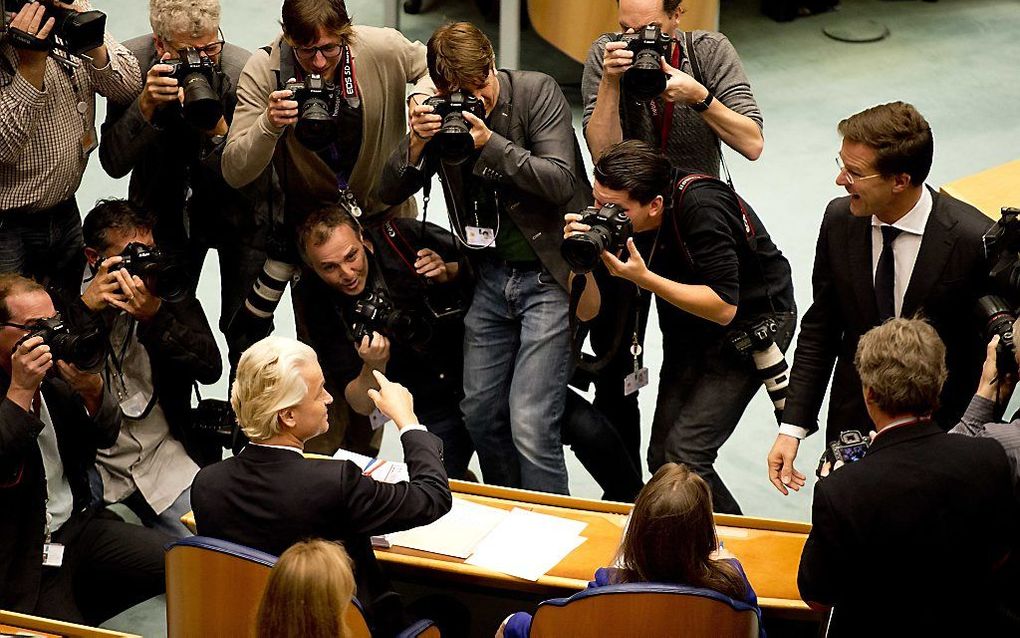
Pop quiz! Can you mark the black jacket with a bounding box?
[381,70,592,289]
[191,430,451,635]
[784,190,992,440]
[798,421,1020,636]
[0,376,121,612]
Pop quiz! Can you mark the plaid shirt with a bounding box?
[0,19,141,213]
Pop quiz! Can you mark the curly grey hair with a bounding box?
[149,0,221,41]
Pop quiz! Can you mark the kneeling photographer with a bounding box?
[78,200,222,538]
[568,140,795,514]
[293,205,474,478]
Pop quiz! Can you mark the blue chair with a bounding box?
[165,536,438,638]
[526,582,762,638]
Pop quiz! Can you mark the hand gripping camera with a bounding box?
[561,203,633,274]
[162,47,222,130]
[4,0,105,56]
[16,313,105,372]
[349,289,430,348]
[617,24,672,101]
[108,242,189,303]
[285,74,339,152]
[976,295,1019,376]
[423,92,487,165]
[727,316,790,422]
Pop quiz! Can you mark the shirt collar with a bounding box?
[871,185,932,236]
[249,442,304,456]
[872,415,930,441]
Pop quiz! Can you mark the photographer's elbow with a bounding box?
[715,304,738,326]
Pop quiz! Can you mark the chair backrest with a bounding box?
[165,536,372,638]
[529,583,760,638]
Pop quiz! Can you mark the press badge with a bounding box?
[465,226,496,248]
[369,408,391,431]
[42,542,65,567]
[624,367,649,396]
[78,100,98,158]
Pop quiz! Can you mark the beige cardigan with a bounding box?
[222,26,433,220]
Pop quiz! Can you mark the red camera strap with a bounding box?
[650,41,682,152]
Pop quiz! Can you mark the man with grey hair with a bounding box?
[98,0,270,374]
[191,336,451,636]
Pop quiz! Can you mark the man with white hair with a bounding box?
[191,336,451,636]
[98,0,269,372]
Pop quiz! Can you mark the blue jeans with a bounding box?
[122,487,194,539]
[461,261,571,494]
[0,198,85,301]
[648,309,797,514]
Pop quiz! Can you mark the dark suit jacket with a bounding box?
[785,190,992,439]
[191,431,451,634]
[380,69,592,290]
[0,377,120,612]
[798,421,1020,636]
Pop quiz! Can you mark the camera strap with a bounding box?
[682,31,734,190]
[647,42,681,152]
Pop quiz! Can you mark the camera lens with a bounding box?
[181,72,222,130]
[623,50,668,101]
[49,330,105,372]
[295,97,337,152]
[561,232,607,274]
[434,112,475,165]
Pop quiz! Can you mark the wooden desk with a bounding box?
[182,480,816,619]
[0,610,141,638]
[941,159,1020,221]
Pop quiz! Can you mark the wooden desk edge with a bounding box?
[0,610,142,638]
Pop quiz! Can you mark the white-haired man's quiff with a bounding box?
[149,0,221,41]
[231,336,318,442]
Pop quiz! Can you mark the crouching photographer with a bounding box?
[568,140,795,514]
[78,200,222,538]
[292,204,474,477]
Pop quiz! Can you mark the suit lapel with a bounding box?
[902,189,957,317]
[846,214,880,325]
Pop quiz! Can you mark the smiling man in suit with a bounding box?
[767,102,993,495]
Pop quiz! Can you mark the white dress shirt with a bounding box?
[779,187,934,441]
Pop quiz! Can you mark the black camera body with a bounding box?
[976,295,1019,376]
[161,47,222,130]
[561,203,633,274]
[349,289,430,347]
[286,74,339,152]
[424,92,486,165]
[4,0,105,56]
[728,316,779,355]
[20,314,104,372]
[617,24,672,101]
[108,242,188,303]
[983,207,1020,291]
[829,430,870,464]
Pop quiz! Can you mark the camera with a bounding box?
[4,0,105,56]
[982,207,1020,292]
[108,242,189,303]
[423,92,487,165]
[285,74,339,152]
[161,47,222,130]
[728,315,790,422]
[817,430,870,478]
[18,313,104,372]
[348,289,430,347]
[617,24,672,101]
[976,295,1018,376]
[561,203,633,274]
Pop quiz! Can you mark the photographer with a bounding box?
[1,0,141,300]
[569,140,794,514]
[98,0,270,371]
[0,273,167,623]
[292,204,474,475]
[798,319,1020,636]
[382,21,590,495]
[79,199,222,538]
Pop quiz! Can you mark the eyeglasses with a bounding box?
[0,313,59,332]
[294,43,343,61]
[835,155,882,185]
[168,28,225,57]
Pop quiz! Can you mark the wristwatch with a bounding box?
[690,91,714,112]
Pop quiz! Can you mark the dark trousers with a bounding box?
[34,510,169,626]
[0,198,85,301]
[648,309,796,515]
[561,390,644,502]
[421,407,475,480]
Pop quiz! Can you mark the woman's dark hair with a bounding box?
[615,463,747,600]
[593,140,672,205]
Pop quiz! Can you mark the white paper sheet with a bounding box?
[384,497,511,558]
[332,448,409,484]
[465,508,588,581]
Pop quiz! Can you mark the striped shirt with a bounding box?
[0,23,141,212]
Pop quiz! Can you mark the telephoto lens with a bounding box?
[976,295,1019,375]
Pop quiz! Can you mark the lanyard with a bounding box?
[649,41,682,152]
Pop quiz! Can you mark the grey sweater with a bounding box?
[581,30,762,177]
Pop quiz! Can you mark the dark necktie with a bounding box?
[875,225,903,321]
